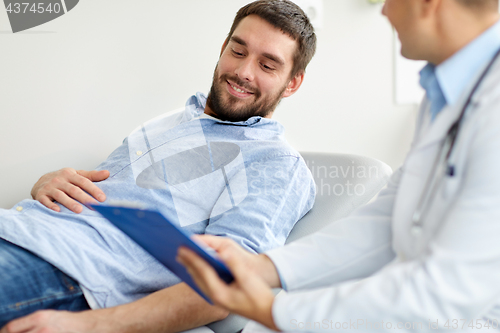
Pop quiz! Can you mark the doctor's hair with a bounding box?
[226,0,317,78]
[456,0,498,11]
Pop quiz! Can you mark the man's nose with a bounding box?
[234,58,255,82]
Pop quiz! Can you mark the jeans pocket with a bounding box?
[0,264,89,324]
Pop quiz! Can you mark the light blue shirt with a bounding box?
[0,93,315,308]
[420,19,500,120]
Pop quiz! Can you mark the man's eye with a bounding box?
[261,63,275,71]
[232,50,244,56]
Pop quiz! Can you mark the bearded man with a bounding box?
[0,1,317,332]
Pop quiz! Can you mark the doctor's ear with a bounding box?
[282,71,305,98]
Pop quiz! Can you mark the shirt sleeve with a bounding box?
[270,96,500,331]
[204,154,316,254]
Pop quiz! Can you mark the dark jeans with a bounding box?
[0,238,90,327]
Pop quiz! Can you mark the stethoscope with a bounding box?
[410,47,500,236]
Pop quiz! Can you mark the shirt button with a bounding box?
[16,206,23,212]
[136,151,143,156]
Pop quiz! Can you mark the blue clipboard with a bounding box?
[90,204,234,303]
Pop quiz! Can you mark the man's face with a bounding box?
[206,15,299,122]
[382,0,423,60]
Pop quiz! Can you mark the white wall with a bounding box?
[0,0,418,209]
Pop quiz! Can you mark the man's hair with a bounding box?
[456,0,498,11]
[226,0,317,78]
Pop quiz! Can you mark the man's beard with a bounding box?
[206,70,287,122]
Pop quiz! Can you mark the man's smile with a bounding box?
[226,80,255,98]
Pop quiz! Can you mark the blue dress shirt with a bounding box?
[0,93,316,308]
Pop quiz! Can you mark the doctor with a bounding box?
[178,0,500,330]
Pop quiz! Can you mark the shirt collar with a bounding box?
[188,92,266,126]
[419,63,447,120]
[435,19,500,106]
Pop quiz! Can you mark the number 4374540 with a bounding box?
[6,3,62,14]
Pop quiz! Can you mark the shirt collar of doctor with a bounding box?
[434,19,500,107]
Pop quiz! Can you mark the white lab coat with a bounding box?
[266,59,500,331]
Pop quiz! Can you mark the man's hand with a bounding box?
[1,282,229,333]
[0,310,102,333]
[31,168,110,213]
[177,235,281,331]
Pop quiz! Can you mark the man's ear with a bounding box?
[282,71,305,98]
[220,38,229,57]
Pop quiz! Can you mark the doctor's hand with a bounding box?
[31,168,109,214]
[177,235,281,331]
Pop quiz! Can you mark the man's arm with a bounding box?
[31,168,109,213]
[2,283,229,333]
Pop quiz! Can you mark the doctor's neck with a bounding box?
[425,1,500,65]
